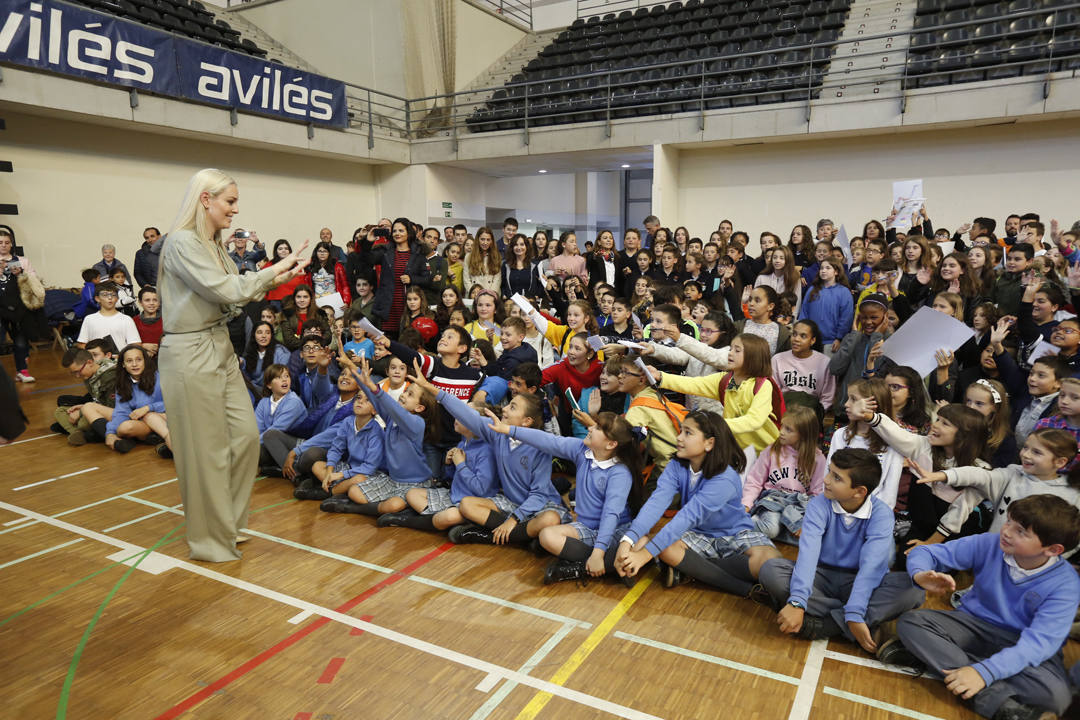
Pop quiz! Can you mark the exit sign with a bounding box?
[441,202,453,209]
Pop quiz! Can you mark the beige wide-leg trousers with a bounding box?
[159,324,258,562]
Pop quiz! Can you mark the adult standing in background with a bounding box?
[319,227,347,265]
[0,228,44,383]
[133,227,161,288]
[497,216,518,255]
[371,217,431,336]
[643,215,661,249]
[226,230,266,273]
[158,168,309,562]
[93,243,130,282]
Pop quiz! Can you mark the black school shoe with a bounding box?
[50,422,68,435]
[143,432,164,446]
[749,584,780,611]
[377,510,417,528]
[293,477,330,501]
[544,559,588,585]
[112,438,136,454]
[447,524,494,544]
[659,562,694,589]
[990,699,1059,720]
[155,443,173,459]
[320,496,367,514]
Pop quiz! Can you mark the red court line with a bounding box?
[153,543,454,720]
[293,713,313,720]
[316,657,346,684]
[349,614,374,636]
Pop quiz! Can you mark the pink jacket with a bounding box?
[742,444,826,508]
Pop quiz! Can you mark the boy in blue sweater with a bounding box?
[758,448,925,650]
[885,495,1080,720]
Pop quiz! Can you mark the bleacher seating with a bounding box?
[466,0,852,133]
[905,0,1080,88]
[65,0,269,58]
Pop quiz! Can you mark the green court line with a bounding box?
[56,522,186,719]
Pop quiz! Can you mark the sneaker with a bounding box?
[875,637,925,673]
[155,443,173,459]
[447,524,494,544]
[543,559,588,585]
[50,422,68,435]
[990,698,1058,720]
[377,511,416,528]
[15,370,35,383]
[749,584,779,611]
[113,438,136,453]
[67,430,87,447]
[293,477,330,502]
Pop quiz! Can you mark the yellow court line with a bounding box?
[512,570,657,720]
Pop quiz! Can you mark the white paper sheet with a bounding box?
[835,224,851,265]
[586,335,606,351]
[1028,338,1060,363]
[510,293,535,315]
[889,179,925,231]
[635,357,658,386]
[315,291,345,318]
[357,317,385,339]
[618,340,646,350]
[880,306,975,378]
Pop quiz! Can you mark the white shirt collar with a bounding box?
[689,468,703,487]
[584,449,617,470]
[831,498,873,520]
[1004,553,1057,581]
[509,437,522,450]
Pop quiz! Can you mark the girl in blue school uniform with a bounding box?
[255,363,307,448]
[309,389,385,499]
[616,410,782,594]
[320,354,441,517]
[486,410,643,585]
[407,364,571,547]
[105,344,172,458]
[378,413,499,533]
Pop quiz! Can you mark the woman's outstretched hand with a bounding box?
[270,239,311,287]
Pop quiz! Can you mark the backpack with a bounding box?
[628,393,690,442]
[716,372,786,433]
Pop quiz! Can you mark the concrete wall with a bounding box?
[675,118,1080,255]
[455,1,526,91]
[1,111,377,285]
[235,0,406,94]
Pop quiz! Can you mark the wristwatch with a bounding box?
[787,600,805,610]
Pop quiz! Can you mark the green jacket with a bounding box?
[86,359,117,408]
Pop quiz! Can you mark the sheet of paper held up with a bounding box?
[357,317,385,339]
[510,293,535,315]
[889,179,925,231]
[834,225,851,265]
[880,306,974,378]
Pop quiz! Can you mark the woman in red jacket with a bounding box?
[264,239,305,305]
[305,240,352,311]
[542,333,603,435]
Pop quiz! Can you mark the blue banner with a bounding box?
[0,0,349,128]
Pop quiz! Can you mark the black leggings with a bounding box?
[1,319,29,372]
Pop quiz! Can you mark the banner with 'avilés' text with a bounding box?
[0,0,349,128]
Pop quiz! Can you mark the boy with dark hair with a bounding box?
[988,323,1068,445]
[73,268,100,320]
[53,347,118,445]
[76,281,142,353]
[887,495,1080,720]
[758,448,925,649]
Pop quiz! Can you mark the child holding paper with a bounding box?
[542,334,603,433]
[639,309,732,416]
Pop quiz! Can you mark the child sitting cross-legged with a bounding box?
[616,410,782,593]
[105,344,173,458]
[883,495,1080,720]
[310,389,385,500]
[757,448,925,651]
[377,412,498,533]
[741,405,826,544]
[486,410,642,585]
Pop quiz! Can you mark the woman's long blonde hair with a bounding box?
[169,168,238,267]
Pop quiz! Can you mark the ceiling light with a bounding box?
[525,219,532,223]
[621,164,630,168]
[538,169,547,173]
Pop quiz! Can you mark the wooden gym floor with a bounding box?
[3,349,1077,720]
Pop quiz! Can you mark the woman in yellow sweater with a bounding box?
[646,333,781,463]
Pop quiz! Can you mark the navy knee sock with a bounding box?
[558,537,592,562]
[676,549,753,596]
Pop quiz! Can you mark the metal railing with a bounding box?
[576,0,672,20]
[470,0,533,29]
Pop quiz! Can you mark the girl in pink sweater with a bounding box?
[742,406,826,542]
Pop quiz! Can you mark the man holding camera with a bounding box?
[227,230,266,273]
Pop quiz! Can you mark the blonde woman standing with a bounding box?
[158,169,308,562]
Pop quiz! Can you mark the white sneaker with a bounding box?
[15,371,35,383]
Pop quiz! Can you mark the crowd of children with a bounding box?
[43,212,1080,720]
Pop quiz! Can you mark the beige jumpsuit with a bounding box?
[157,229,277,562]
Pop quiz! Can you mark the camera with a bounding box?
[3,259,20,275]
[373,227,391,240]
[234,230,251,239]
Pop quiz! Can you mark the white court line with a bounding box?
[0,433,60,447]
[823,687,946,720]
[613,631,800,685]
[0,538,85,570]
[468,622,577,720]
[287,609,315,625]
[3,516,35,527]
[788,639,827,720]
[14,466,99,491]
[103,506,182,533]
[0,478,177,536]
[120,496,593,630]
[0,500,661,720]
[474,672,501,693]
[823,649,926,677]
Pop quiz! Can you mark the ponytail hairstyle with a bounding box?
[844,378,893,454]
[770,405,821,487]
[792,319,825,353]
[965,378,1010,455]
[116,344,158,403]
[594,412,646,511]
[932,404,988,470]
[752,284,780,320]
[678,410,746,477]
[1029,427,1080,488]
[515,391,545,431]
[412,384,443,446]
